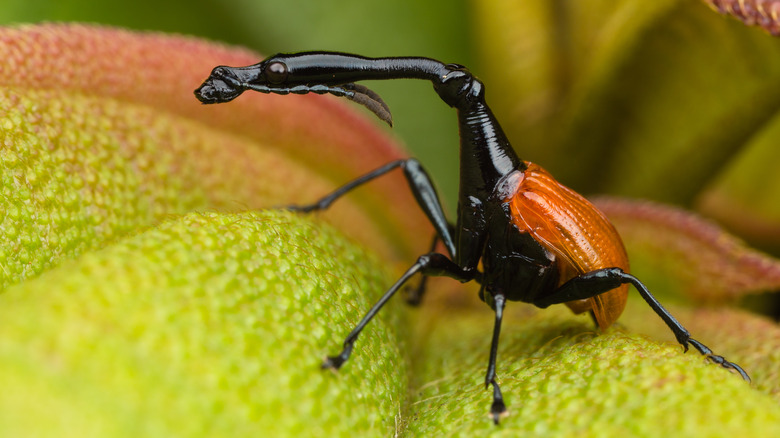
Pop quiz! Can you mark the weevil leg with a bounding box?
[405,233,439,306]
[485,292,508,424]
[286,158,457,259]
[533,268,750,381]
[286,160,403,213]
[624,275,751,382]
[323,252,476,370]
[406,226,472,305]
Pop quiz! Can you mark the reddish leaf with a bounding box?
[594,196,780,301]
[703,0,780,35]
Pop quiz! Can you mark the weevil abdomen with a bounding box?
[505,162,629,328]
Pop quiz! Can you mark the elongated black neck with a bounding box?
[275,53,524,192]
[272,52,446,83]
[453,79,523,200]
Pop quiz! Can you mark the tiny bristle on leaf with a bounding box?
[343,83,393,126]
[703,0,780,35]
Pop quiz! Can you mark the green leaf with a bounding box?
[0,24,426,436]
[404,301,780,436]
[0,211,407,436]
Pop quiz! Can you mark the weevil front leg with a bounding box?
[286,158,457,259]
[405,231,466,305]
[484,292,508,424]
[533,268,750,381]
[403,233,438,306]
[323,253,476,369]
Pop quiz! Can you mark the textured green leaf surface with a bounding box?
[0,25,418,435]
[399,297,780,436]
[0,211,406,437]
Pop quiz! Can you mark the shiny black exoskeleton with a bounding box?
[195,52,749,424]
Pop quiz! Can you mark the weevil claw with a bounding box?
[707,354,751,382]
[321,355,346,370]
[489,402,508,425]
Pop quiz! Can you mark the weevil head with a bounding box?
[194,65,245,104]
[194,54,393,125]
[194,58,290,104]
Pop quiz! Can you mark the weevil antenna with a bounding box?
[342,83,393,126]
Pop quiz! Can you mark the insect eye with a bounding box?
[265,61,288,84]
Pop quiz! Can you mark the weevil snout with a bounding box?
[195,66,244,104]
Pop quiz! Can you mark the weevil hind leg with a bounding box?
[622,272,751,382]
[686,339,751,382]
[404,275,429,306]
[587,309,600,328]
[533,268,751,381]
